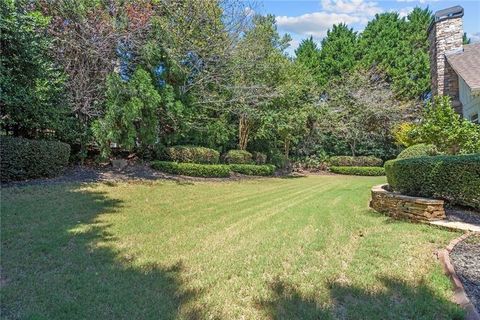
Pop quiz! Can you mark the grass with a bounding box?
[1,175,463,319]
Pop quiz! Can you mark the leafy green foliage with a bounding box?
[385,154,480,209]
[165,146,220,164]
[252,151,267,165]
[392,122,419,147]
[358,9,432,100]
[224,150,253,164]
[413,96,480,154]
[151,161,230,177]
[92,68,162,157]
[295,36,322,84]
[0,136,70,181]
[318,24,357,86]
[330,166,385,176]
[0,1,68,139]
[329,156,383,167]
[229,164,275,176]
[396,144,438,159]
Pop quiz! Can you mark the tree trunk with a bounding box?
[238,114,249,150]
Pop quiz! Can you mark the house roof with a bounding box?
[446,43,480,94]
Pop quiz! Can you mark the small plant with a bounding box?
[252,152,267,165]
[329,156,383,167]
[151,161,230,177]
[165,146,220,164]
[224,150,253,164]
[229,164,275,176]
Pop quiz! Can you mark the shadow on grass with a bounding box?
[1,184,205,319]
[258,276,464,320]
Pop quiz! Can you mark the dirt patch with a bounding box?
[450,234,480,315]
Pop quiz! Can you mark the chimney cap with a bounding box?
[434,5,464,22]
[427,6,463,34]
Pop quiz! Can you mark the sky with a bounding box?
[253,0,480,55]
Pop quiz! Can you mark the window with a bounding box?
[471,112,479,124]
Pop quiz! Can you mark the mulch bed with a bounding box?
[450,234,480,315]
[446,207,480,226]
[1,163,291,188]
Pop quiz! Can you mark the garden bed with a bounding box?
[450,234,480,316]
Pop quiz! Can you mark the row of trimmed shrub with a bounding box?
[1,136,71,182]
[385,154,480,209]
[330,166,385,176]
[166,146,267,165]
[329,156,383,167]
[151,161,275,177]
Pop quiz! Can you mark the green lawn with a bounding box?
[1,175,463,319]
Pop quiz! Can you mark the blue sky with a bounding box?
[253,0,480,55]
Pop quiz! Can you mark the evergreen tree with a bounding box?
[294,36,322,84]
[318,23,358,86]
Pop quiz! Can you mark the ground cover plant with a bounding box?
[1,176,463,319]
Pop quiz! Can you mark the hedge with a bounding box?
[165,145,219,164]
[330,166,385,176]
[151,161,230,178]
[0,136,71,182]
[329,156,383,167]
[397,143,438,159]
[385,154,480,209]
[224,150,253,164]
[230,164,275,176]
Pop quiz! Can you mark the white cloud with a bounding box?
[395,6,414,18]
[276,0,383,39]
[321,0,382,16]
[277,12,365,38]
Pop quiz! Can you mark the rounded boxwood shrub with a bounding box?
[230,164,275,176]
[0,136,71,182]
[385,154,480,209]
[397,144,438,159]
[151,161,230,178]
[224,149,253,164]
[165,146,219,164]
[329,156,383,167]
[330,166,385,176]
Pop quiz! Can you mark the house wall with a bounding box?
[459,77,480,122]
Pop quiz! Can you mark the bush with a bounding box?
[151,161,230,178]
[385,154,480,209]
[397,144,438,159]
[230,164,275,176]
[330,166,385,176]
[252,151,267,165]
[0,136,71,182]
[165,146,219,164]
[329,156,383,167]
[224,149,253,164]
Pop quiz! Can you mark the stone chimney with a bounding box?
[428,6,464,109]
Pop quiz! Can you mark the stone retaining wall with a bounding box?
[370,184,446,221]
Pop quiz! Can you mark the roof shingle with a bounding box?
[446,43,480,93]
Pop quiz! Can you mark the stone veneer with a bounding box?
[428,16,463,113]
[370,184,446,221]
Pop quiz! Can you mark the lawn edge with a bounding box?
[437,232,480,320]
